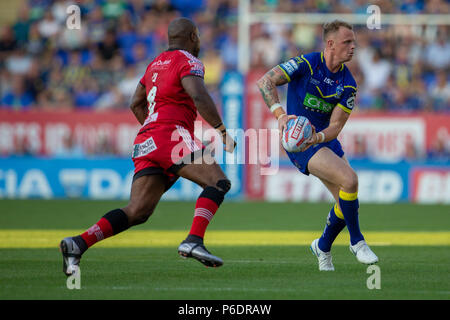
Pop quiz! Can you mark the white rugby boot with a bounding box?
[310,239,335,271]
[59,237,82,276]
[350,240,379,264]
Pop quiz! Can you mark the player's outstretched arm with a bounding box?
[129,83,148,125]
[181,75,236,153]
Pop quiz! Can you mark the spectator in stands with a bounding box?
[58,19,88,50]
[26,23,47,56]
[5,48,33,76]
[251,25,280,68]
[0,26,18,62]
[51,0,76,24]
[107,54,127,86]
[117,66,140,103]
[427,130,450,160]
[1,75,35,109]
[358,47,392,92]
[430,70,450,111]
[63,50,92,88]
[400,0,424,13]
[95,84,126,110]
[73,79,100,109]
[128,41,150,70]
[126,0,152,23]
[12,4,32,47]
[38,87,73,110]
[425,32,450,71]
[102,0,127,20]
[86,5,108,44]
[425,0,450,14]
[37,11,60,40]
[25,59,46,102]
[97,30,120,61]
[88,51,110,92]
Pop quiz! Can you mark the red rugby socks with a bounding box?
[189,197,219,238]
[80,217,114,248]
[187,186,225,241]
[74,209,129,254]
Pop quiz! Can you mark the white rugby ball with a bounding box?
[281,116,313,153]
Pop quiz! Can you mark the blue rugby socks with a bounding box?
[318,204,346,252]
[338,190,364,246]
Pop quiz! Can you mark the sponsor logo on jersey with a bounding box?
[309,77,320,85]
[303,93,334,113]
[281,58,302,75]
[188,59,204,76]
[132,137,157,158]
[151,59,171,68]
[346,95,355,109]
[336,84,344,98]
[323,77,334,85]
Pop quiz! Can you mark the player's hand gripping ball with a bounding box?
[281,116,312,152]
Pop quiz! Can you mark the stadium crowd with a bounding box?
[0,0,449,158]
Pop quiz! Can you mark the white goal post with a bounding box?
[237,0,450,73]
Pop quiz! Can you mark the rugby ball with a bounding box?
[281,116,312,153]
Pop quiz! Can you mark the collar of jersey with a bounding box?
[320,51,344,78]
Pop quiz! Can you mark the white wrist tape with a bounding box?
[317,132,325,143]
[270,103,283,113]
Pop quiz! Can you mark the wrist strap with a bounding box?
[270,103,283,113]
[317,132,325,143]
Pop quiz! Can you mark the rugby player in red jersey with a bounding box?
[60,18,236,275]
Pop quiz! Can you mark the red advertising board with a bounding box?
[0,109,139,156]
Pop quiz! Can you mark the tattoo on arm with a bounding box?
[257,67,289,108]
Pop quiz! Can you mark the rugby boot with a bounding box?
[178,241,223,268]
[59,237,82,276]
[310,238,335,271]
[350,240,379,264]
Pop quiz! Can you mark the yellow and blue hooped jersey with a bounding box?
[278,51,357,132]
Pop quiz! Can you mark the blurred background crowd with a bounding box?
[0,0,449,159]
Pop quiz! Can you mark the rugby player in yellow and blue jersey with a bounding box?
[257,20,378,271]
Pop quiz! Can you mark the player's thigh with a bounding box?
[308,147,358,192]
[176,160,227,189]
[123,174,167,217]
[319,154,353,201]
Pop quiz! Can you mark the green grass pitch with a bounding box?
[0,200,449,300]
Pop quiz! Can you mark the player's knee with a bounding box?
[199,179,231,207]
[124,204,155,226]
[216,179,231,194]
[342,170,358,192]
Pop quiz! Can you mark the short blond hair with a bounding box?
[323,20,353,41]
